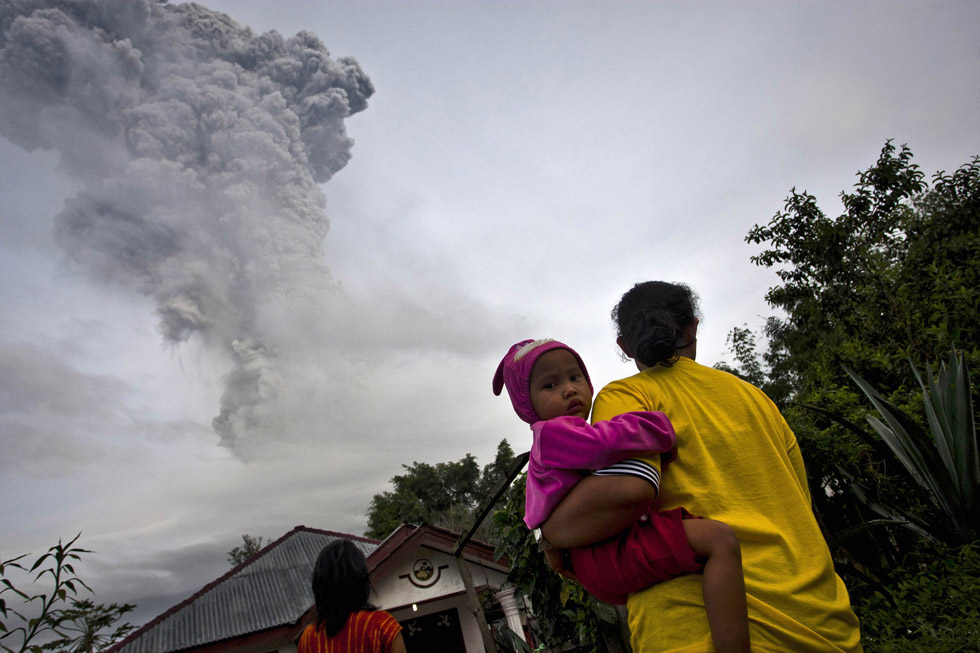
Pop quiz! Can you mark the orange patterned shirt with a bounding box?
[298,610,402,653]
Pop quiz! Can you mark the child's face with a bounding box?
[528,348,593,421]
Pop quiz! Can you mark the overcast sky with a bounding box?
[1,0,978,628]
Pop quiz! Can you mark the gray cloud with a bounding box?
[0,341,132,474]
[79,538,231,627]
[0,0,374,454]
[0,338,218,477]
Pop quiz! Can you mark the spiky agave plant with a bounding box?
[844,348,979,545]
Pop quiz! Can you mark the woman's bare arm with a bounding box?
[390,632,407,653]
[540,473,655,548]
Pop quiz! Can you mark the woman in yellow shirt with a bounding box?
[541,281,862,652]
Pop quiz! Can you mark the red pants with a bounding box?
[569,506,704,605]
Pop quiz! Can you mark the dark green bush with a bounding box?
[853,543,980,651]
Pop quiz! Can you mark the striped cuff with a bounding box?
[593,459,660,495]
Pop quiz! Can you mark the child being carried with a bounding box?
[493,339,749,653]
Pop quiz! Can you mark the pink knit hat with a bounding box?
[493,339,593,424]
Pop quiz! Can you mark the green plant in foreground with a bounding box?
[0,535,134,653]
[490,473,612,652]
[844,347,978,545]
[1,534,92,653]
[854,543,980,652]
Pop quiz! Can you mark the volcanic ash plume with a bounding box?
[0,0,374,453]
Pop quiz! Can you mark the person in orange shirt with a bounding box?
[298,540,406,653]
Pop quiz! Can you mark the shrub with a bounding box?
[854,543,980,652]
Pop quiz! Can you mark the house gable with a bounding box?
[106,527,378,653]
[368,524,508,613]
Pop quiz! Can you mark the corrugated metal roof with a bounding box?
[111,527,378,653]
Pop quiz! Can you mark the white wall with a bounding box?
[370,545,511,652]
[371,546,508,611]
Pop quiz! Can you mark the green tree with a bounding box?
[226,534,266,567]
[727,142,980,561]
[478,439,520,500]
[365,440,517,540]
[713,321,792,407]
[744,141,979,397]
[0,535,134,653]
[725,143,980,649]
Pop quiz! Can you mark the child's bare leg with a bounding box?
[682,518,750,653]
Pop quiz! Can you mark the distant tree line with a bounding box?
[365,440,518,542]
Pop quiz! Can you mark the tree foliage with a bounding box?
[713,321,792,406]
[744,140,979,397]
[226,534,266,567]
[722,142,979,648]
[365,439,517,541]
[0,535,134,653]
[724,142,980,555]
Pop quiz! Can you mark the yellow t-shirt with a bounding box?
[592,357,861,653]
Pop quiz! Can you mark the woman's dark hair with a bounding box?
[312,539,376,636]
[612,281,700,368]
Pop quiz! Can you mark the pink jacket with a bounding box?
[524,411,676,529]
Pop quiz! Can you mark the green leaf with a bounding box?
[846,367,957,512]
[27,555,50,573]
[846,350,980,544]
[916,361,958,484]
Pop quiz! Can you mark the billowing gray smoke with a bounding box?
[0,0,373,453]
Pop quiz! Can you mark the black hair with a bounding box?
[311,539,376,637]
[612,281,700,368]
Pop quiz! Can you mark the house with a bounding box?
[106,524,528,653]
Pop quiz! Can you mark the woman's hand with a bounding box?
[540,474,655,548]
[540,538,579,582]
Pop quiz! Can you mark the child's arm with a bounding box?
[541,473,656,548]
[541,387,666,549]
[533,411,675,471]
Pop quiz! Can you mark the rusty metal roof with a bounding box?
[109,526,378,653]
